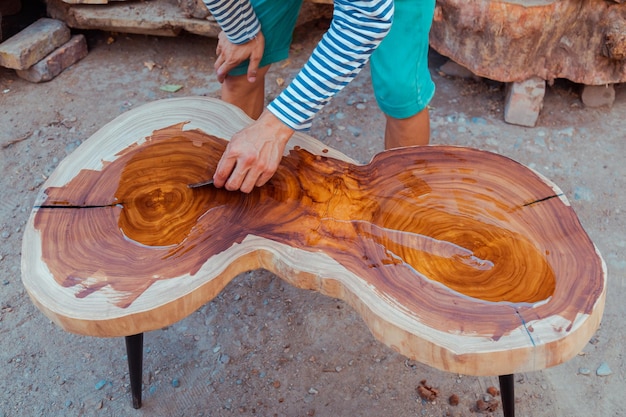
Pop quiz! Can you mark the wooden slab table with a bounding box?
[21,98,606,416]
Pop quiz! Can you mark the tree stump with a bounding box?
[430,0,626,85]
[21,97,605,376]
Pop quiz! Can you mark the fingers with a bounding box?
[246,53,261,84]
[214,56,227,83]
[213,144,276,193]
[212,111,293,193]
[247,34,264,83]
[212,149,237,189]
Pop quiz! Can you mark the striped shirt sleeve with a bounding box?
[268,0,394,131]
[203,0,261,45]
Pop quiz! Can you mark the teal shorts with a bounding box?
[370,0,436,119]
[229,0,304,76]
[231,0,435,119]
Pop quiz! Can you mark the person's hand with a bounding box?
[213,110,294,193]
[214,30,265,84]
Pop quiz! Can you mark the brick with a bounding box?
[581,84,616,108]
[503,77,546,127]
[16,34,88,83]
[0,18,70,70]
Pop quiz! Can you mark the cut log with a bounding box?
[46,0,221,37]
[430,0,626,85]
[21,97,605,377]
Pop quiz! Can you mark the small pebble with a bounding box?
[578,367,591,375]
[149,386,157,394]
[95,380,107,390]
[356,103,366,110]
[213,345,221,353]
[172,378,180,388]
[219,354,230,365]
[573,186,593,201]
[347,126,361,137]
[65,400,72,408]
[308,387,319,395]
[470,117,487,124]
[596,362,612,376]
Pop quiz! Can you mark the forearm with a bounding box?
[268,0,394,131]
[203,0,261,44]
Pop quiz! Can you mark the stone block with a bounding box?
[439,60,479,80]
[16,34,87,82]
[0,18,70,70]
[503,77,546,127]
[581,84,616,108]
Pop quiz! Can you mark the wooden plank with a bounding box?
[0,0,21,17]
[47,0,221,38]
[61,0,130,4]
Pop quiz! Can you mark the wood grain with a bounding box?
[21,97,606,376]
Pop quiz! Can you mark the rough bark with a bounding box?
[430,0,626,84]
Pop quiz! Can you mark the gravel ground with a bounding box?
[0,18,624,417]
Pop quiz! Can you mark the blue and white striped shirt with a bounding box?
[204,0,394,131]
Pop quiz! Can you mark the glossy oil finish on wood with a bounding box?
[22,97,606,376]
[33,123,595,333]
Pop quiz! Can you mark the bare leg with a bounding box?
[384,106,430,149]
[221,65,271,120]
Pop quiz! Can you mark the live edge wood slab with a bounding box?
[22,97,605,380]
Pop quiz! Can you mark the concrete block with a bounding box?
[503,77,546,127]
[581,84,616,108]
[0,18,70,70]
[16,34,87,82]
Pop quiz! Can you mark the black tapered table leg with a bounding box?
[499,374,515,417]
[125,333,144,409]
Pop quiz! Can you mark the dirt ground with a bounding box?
[1,17,625,417]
